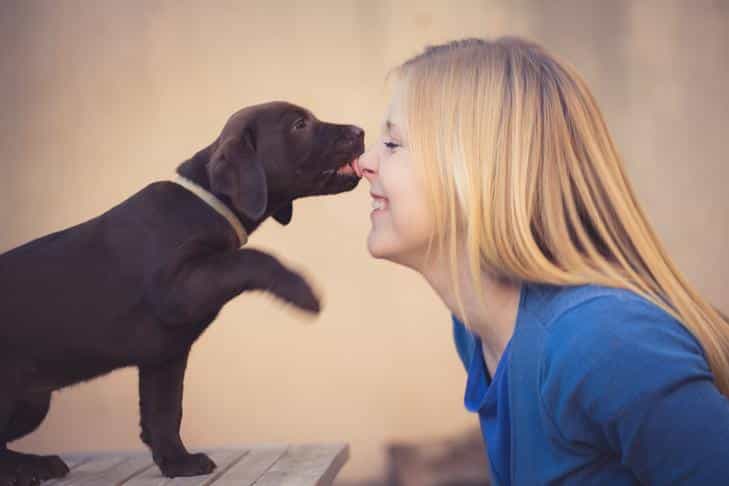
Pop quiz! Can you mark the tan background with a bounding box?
[1,0,727,481]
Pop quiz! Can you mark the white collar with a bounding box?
[170,174,248,247]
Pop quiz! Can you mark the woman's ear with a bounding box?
[207,129,267,220]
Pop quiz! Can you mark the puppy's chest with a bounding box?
[25,358,121,392]
[24,318,211,392]
[126,315,212,361]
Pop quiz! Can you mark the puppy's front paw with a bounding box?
[157,452,216,478]
[273,271,321,314]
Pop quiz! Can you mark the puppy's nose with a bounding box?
[347,126,364,140]
[338,125,365,151]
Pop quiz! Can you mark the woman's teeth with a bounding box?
[372,198,387,210]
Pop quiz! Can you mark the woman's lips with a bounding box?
[370,192,388,213]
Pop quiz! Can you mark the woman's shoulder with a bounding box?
[535,283,704,363]
[535,283,712,429]
[531,285,729,481]
[525,282,677,329]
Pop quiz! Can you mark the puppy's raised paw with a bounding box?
[273,270,322,316]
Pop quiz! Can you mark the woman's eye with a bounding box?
[293,119,307,130]
[383,141,400,150]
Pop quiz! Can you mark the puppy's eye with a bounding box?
[293,118,307,131]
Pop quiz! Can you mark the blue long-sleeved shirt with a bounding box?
[452,281,729,485]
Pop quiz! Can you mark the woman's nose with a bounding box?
[356,146,378,181]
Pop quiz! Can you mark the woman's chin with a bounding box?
[366,237,386,259]
[367,232,393,260]
[368,234,410,266]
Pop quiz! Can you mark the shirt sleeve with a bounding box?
[452,314,477,371]
[540,295,729,484]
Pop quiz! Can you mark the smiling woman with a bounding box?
[353,81,436,269]
[354,36,729,485]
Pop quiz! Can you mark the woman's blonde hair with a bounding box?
[393,37,729,395]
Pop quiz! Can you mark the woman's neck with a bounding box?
[417,251,522,374]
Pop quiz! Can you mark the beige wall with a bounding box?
[1,0,727,481]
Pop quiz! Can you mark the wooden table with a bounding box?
[45,443,349,485]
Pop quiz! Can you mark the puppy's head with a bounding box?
[207,101,364,225]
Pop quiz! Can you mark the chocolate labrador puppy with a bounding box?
[0,101,364,485]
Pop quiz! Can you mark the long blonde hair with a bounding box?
[393,37,729,396]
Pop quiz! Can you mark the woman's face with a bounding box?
[354,83,435,269]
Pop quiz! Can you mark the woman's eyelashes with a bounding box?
[383,140,400,151]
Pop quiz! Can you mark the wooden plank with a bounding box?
[60,455,92,470]
[48,456,128,486]
[99,456,155,485]
[211,445,287,485]
[253,443,350,486]
[122,449,246,486]
[42,454,93,485]
[48,443,349,485]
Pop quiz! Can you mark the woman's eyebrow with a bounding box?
[382,119,399,135]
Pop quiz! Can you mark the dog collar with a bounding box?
[170,174,248,247]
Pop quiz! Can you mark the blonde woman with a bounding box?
[352,37,729,485]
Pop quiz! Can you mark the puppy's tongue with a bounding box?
[351,157,363,178]
[336,163,355,175]
[336,158,363,177]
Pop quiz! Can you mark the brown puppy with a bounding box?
[0,102,364,485]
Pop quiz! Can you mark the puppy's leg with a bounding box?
[138,352,216,478]
[147,244,321,325]
[0,392,69,486]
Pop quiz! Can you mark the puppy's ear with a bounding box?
[208,129,267,220]
[272,202,293,225]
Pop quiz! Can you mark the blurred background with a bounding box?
[1,1,727,484]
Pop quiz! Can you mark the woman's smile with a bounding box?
[370,192,389,217]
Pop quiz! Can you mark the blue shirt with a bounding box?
[461,330,512,486]
[452,281,729,485]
